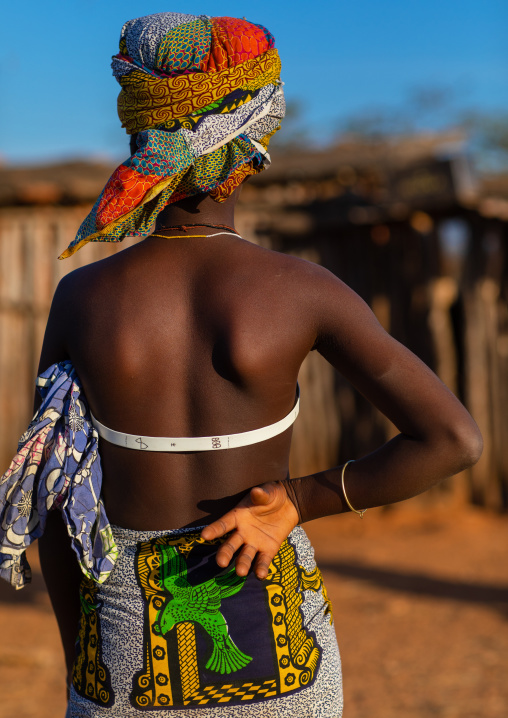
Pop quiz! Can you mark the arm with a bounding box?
[34,277,70,411]
[202,269,482,576]
[35,277,82,687]
[282,280,482,521]
[38,511,83,687]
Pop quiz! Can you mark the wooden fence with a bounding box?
[0,207,138,466]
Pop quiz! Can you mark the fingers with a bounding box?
[235,544,258,577]
[219,540,274,579]
[250,482,289,512]
[249,485,272,505]
[214,531,245,568]
[253,551,273,580]
[200,514,236,541]
[250,481,285,506]
[199,481,291,580]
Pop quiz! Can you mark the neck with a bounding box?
[155,190,239,231]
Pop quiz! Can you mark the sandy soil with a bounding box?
[0,504,507,718]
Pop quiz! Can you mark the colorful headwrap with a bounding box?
[60,13,285,258]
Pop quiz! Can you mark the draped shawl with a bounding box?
[0,363,117,589]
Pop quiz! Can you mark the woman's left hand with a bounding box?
[200,481,299,580]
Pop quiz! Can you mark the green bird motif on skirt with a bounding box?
[153,545,252,675]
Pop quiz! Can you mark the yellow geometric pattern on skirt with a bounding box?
[73,576,113,707]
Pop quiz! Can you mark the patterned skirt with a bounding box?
[67,525,343,717]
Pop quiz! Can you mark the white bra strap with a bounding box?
[90,387,300,452]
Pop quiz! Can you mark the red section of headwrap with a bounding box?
[96,165,161,229]
[202,17,272,72]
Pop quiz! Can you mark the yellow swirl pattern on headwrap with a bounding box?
[117,49,281,134]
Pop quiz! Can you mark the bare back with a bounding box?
[45,234,320,529]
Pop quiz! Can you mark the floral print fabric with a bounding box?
[0,362,117,589]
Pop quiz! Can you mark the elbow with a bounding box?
[467,426,483,466]
[445,418,483,472]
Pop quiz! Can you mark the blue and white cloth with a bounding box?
[0,362,117,589]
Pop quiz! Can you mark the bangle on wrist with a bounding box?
[341,460,367,518]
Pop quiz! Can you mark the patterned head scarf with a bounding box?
[60,13,285,258]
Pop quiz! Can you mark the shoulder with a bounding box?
[39,255,125,372]
[242,241,341,290]
[232,240,366,329]
[53,252,124,305]
[254,245,360,320]
[56,253,116,288]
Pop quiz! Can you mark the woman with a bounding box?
[0,13,482,718]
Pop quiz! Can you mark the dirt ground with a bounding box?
[0,503,506,718]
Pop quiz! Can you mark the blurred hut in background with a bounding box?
[1,132,508,510]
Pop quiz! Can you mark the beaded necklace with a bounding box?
[150,222,241,241]
[155,222,237,233]
[151,232,241,240]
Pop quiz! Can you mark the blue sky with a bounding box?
[1,0,506,164]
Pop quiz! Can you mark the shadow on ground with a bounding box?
[320,560,508,616]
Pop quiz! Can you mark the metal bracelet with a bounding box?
[341,460,367,518]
